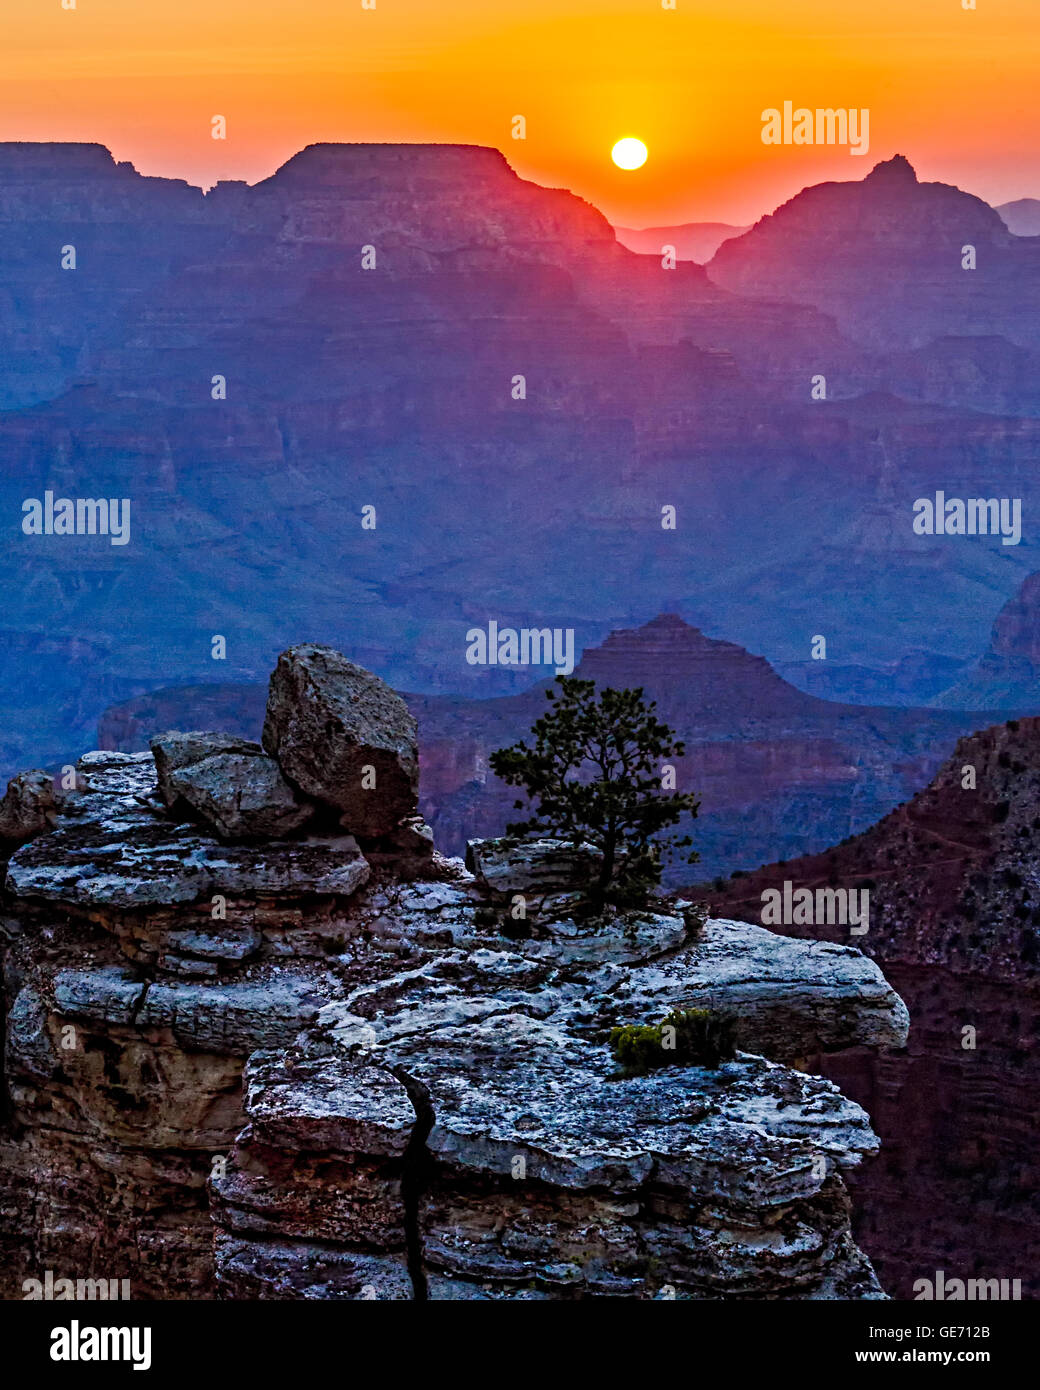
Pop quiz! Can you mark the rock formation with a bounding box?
[709,156,1038,353]
[0,770,58,851]
[0,648,909,1299]
[936,570,1040,711]
[262,644,419,838]
[701,718,1040,1297]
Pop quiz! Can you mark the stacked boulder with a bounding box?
[0,646,909,1300]
[149,643,424,854]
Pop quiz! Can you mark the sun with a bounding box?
[611,137,648,170]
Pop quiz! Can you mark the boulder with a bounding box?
[0,770,58,849]
[168,752,315,841]
[150,732,263,811]
[262,644,418,838]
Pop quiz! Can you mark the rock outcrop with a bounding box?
[0,651,910,1300]
[709,156,1038,353]
[152,732,315,841]
[205,856,907,1299]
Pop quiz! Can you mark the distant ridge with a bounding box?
[996,197,1040,236]
[937,571,1040,710]
[613,221,750,263]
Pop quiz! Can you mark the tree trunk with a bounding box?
[596,832,616,898]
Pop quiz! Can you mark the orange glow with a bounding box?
[1,0,1037,223]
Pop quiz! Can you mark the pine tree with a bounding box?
[489,676,700,904]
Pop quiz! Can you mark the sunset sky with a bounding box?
[2,0,1037,225]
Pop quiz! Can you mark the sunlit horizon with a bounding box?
[2,0,1038,225]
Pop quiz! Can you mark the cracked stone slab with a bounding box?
[466,837,611,898]
[214,1233,418,1300]
[518,909,688,966]
[306,912,907,1068]
[386,1013,879,1203]
[47,963,329,1054]
[52,964,147,1024]
[243,1051,415,1156]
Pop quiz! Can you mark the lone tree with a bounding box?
[489,676,700,905]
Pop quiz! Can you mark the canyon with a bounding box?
[1,143,1039,790]
[702,718,1040,1298]
[1,138,1037,1303]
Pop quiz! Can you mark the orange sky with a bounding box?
[2,0,1037,225]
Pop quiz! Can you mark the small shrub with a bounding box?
[609,1007,738,1075]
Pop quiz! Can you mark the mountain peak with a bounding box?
[573,613,813,714]
[864,154,918,187]
[264,142,513,190]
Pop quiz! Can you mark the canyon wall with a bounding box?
[703,718,1040,1297]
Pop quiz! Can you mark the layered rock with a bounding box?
[709,156,1040,354]
[207,875,906,1299]
[0,739,908,1300]
[0,745,451,1298]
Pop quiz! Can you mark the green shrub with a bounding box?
[609,1007,738,1075]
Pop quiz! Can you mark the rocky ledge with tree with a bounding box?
[0,646,907,1299]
